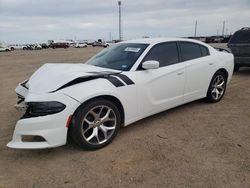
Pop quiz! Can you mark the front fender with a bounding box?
[60,78,120,103]
[58,77,138,126]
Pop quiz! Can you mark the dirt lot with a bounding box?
[0,46,250,188]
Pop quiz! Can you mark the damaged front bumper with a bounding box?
[7,114,70,149]
[7,81,80,149]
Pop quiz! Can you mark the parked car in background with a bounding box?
[0,45,11,52]
[205,37,214,43]
[92,41,103,47]
[23,44,42,50]
[228,27,250,71]
[34,44,42,50]
[23,45,34,50]
[8,38,234,150]
[74,42,87,48]
[9,44,26,50]
[85,40,95,45]
[49,42,70,49]
[213,36,224,43]
[92,40,109,48]
[105,42,114,47]
[40,43,49,49]
[66,40,76,47]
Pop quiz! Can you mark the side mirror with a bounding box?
[142,60,159,70]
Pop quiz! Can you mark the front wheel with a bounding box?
[70,99,121,150]
[206,71,227,103]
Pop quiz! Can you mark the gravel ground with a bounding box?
[0,45,250,188]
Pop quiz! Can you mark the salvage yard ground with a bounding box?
[0,45,250,188]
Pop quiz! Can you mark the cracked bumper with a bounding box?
[7,90,80,149]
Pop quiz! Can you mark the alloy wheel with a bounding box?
[81,105,117,145]
[211,75,225,100]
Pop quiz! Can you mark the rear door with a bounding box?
[179,42,215,103]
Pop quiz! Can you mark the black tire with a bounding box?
[206,71,227,103]
[234,64,240,72]
[70,99,121,150]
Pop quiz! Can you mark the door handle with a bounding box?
[209,62,214,65]
[177,71,184,75]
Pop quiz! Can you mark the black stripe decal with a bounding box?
[115,74,135,85]
[87,71,121,75]
[51,72,130,92]
[50,75,104,92]
[105,76,125,87]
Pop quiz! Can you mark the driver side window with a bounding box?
[143,42,180,68]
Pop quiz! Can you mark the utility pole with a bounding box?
[194,20,197,37]
[222,21,225,36]
[109,32,111,42]
[118,1,122,41]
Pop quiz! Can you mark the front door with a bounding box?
[135,42,186,117]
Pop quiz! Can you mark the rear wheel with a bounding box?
[206,71,227,103]
[70,99,121,150]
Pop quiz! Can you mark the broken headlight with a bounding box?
[22,101,66,118]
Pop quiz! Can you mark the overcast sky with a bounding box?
[0,0,250,44]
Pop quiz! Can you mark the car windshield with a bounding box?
[87,43,149,71]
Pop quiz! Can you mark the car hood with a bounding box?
[27,63,120,94]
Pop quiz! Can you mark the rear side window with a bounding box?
[229,30,250,44]
[180,42,202,61]
[200,45,209,56]
[143,42,179,67]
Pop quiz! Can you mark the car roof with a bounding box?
[121,37,208,46]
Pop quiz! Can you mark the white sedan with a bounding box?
[75,43,87,48]
[7,38,234,150]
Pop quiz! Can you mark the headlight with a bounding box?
[22,101,66,118]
